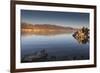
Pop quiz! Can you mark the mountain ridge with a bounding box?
[21,23,77,30]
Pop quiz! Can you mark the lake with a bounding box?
[21,33,89,63]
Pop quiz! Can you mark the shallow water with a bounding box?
[21,33,89,63]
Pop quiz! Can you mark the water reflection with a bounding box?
[21,27,89,63]
[22,31,73,36]
[21,49,86,63]
[73,35,89,44]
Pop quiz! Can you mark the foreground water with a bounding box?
[21,33,89,63]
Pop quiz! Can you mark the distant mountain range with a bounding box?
[22,23,77,30]
[21,23,78,35]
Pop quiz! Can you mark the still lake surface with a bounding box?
[21,33,89,62]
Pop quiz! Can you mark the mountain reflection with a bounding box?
[22,27,89,44]
[21,23,77,36]
[22,32,72,36]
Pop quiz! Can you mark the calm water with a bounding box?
[21,33,89,63]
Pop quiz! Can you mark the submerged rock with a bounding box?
[21,49,48,62]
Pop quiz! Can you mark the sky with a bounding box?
[21,10,89,28]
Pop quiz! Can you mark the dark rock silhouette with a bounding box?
[73,27,89,44]
[21,49,48,62]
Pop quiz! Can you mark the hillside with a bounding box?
[21,23,78,35]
